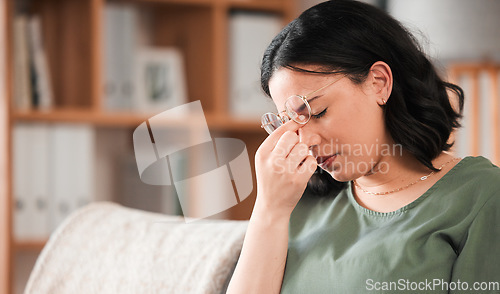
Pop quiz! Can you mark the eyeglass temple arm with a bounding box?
[303,74,346,99]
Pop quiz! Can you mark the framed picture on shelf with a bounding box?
[135,48,187,112]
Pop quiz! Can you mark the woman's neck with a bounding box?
[352,151,458,213]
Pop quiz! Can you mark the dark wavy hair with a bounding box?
[261,0,464,197]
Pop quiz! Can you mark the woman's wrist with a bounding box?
[251,197,293,226]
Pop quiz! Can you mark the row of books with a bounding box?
[12,15,53,110]
[13,123,94,240]
[13,123,183,240]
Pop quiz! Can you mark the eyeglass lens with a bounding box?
[285,95,310,124]
[261,95,311,134]
[261,113,282,134]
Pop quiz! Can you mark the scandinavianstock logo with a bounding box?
[133,101,253,222]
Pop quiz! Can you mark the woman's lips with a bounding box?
[316,154,337,169]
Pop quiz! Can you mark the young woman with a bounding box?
[227,0,500,293]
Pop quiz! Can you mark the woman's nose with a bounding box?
[298,126,321,147]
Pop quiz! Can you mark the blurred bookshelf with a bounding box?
[2,0,296,293]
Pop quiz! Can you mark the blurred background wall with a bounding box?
[388,0,500,62]
[299,0,500,62]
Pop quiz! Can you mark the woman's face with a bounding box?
[268,66,394,182]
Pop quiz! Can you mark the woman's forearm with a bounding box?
[226,201,291,294]
[226,121,315,293]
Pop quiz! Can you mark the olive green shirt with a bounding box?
[281,156,500,293]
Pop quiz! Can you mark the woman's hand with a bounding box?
[255,120,318,215]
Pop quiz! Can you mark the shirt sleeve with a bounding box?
[450,193,500,293]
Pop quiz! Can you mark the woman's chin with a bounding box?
[318,164,352,183]
[330,173,353,183]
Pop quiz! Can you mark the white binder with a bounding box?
[49,124,95,232]
[71,125,95,210]
[13,123,31,240]
[28,124,51,239]
[103,3,138,110]
[228,12,283,118]
[13,123,51,240]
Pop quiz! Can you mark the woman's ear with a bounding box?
[369,61,393,106]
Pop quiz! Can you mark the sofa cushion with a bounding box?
[25,202,248,294]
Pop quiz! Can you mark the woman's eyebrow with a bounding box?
[296,95,323,112]
[306,95,323,105]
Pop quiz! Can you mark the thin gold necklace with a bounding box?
[352,157,460,196]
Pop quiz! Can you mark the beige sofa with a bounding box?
[24,202,249,294]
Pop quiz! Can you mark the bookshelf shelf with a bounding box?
[13,109,169,127]
[207,114,264,131]
[135,0,214,7]
[133,0,290,11]
[227,0,290,13]
[12,109,264,131]
[14,240,47,252]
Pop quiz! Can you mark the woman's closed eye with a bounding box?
[311,108,327,119]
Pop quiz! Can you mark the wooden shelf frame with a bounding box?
[14,241,47,252]
[448,62,500,165]
[2,0,13,293]
[11,109,265,131]
[133,0,292,13]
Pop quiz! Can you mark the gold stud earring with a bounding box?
[382,99,386,105]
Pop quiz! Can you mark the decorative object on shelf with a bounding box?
[134,48,187,113]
